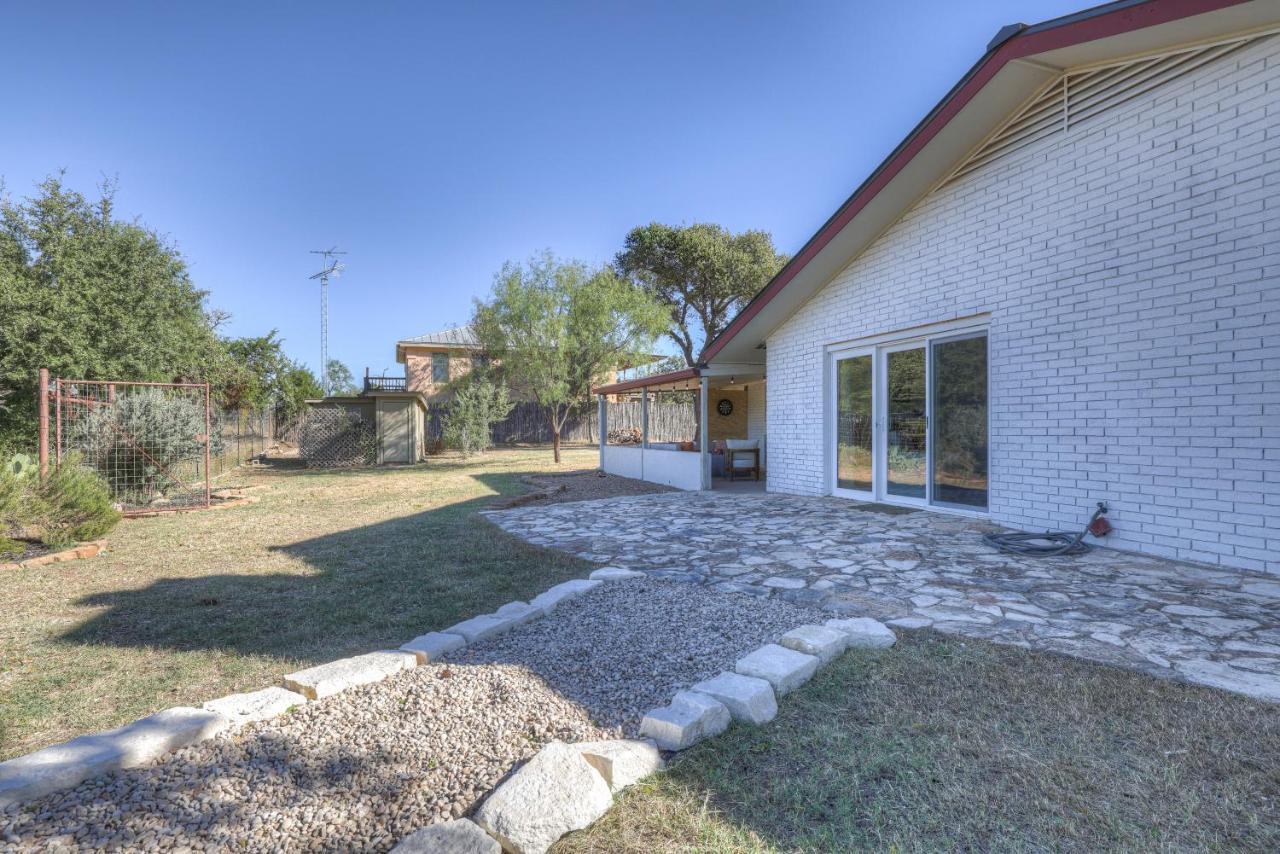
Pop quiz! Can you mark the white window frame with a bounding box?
[829,346,877,502]
[825,317,990,516]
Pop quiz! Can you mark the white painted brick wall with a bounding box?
[766,36,1280,574]
[746,380,767,471]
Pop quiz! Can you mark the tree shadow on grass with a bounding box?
[59,470,595,666]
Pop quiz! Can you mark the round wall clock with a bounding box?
[717,398,734,416]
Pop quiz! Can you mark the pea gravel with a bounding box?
[450,577,828,733]
[1,578,824,851]
[1,665,608,852]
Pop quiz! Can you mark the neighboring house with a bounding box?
[305,324,658,464]
[385,324,651,402]
[394,326,487,403]
[596,0,1280,576]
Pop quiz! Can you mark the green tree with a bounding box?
[472,252,667,463]
[442,378,514,457]
[214,332,289,410]
[0,175,222,448]
[276,362,324,427]
[615,222,788,366]
[324,359,358,396]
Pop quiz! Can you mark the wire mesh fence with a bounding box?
[52,379,212,514]
[211,407,275,480]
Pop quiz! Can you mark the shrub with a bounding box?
[0,536,23,559]
[32,454,121,548]
[0,453,34,535]
[0,451,120,549]
[442,380,514,457]
[74,388,224,504]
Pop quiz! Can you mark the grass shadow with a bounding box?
[59,467,595,667]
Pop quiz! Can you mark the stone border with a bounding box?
[0,540,105,572]
[637,616,897,751]
[0,565,628,810]
[0,563,896,854]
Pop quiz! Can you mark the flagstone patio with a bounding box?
[485,491,1280,702]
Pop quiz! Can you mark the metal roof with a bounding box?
[397,325,481,349]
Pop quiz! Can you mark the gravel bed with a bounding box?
[1,577,824,851]
[450,577,828,733]
[1,664,608,852]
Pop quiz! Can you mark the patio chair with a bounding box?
[725,438,761,481]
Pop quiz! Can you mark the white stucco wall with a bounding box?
[766,36,1280,574]
[642,448,704,490]
[601,444,643,480]
[601,444,702,490]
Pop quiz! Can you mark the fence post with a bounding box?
[54,376,62,466]
[37,368,49,479]
[204,384,212,509]
[597,395,606,462]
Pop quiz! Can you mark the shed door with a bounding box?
[379,400,412,463]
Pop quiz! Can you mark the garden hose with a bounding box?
[983,502,1110,557]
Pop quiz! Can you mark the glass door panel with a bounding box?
[835,354,874,493]
[931,334,988,508]
[885,346,927,500]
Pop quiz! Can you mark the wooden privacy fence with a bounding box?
[425,399,696,446]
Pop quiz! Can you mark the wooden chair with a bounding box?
[725,439,761,481]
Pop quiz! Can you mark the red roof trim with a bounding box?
[701,0,1248,363]
[593,367,699,396]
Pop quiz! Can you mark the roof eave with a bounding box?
[592,367,700,396]
[701,0,1263,366]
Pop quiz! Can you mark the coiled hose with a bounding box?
[983,503,1109,557]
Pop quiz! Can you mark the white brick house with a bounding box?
[600,0,1280,575]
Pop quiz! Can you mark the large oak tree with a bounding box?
[615,222,788,367]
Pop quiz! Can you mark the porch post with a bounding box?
[597,394,606,463]
[699,377,710,490]
[640,390,649,448]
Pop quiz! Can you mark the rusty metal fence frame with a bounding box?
[39,371,212,515]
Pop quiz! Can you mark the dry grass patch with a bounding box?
[0,448,602,759]
[559,631,1280,853]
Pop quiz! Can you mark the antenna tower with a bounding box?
[309,247,347,394]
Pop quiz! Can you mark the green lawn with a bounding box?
[0,448,598,759]
[4,448,1276,852]
[557,632,1280,853]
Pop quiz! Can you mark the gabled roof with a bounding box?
[701,0,1272,365]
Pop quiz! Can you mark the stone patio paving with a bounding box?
[486,491,1280,702]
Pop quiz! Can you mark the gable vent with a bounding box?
[944,32,1272,187]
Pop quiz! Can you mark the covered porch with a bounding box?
[593,365,766,491]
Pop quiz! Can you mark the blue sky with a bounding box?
[4,0,1087,376]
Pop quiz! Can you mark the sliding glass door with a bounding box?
[830,329,988,510]
[883,344,927,502]
[834,351,875,498]
[930,333,988,509]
